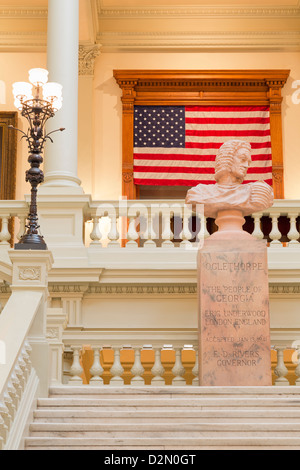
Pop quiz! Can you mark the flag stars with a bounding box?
[134,106,185,148]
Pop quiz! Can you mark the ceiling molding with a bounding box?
[0,6,48,18]
[97,30,300,52]
[0,30,47,52]
[97,3,300,18]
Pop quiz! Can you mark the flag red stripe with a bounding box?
[186,106,270,112]
[186,129,271,137]
[134,178,215,186]
[186,141,271,149]
[186,117,270,124]
[135,178,273,186]
[134,166,272,174]
[134,153,272,162]
[134,153,216,162]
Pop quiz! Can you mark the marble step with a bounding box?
[49,386,300,399]
[29,422,300,439]
[24,436,300,450]
[37,397,300,410]
[33,408,300,424]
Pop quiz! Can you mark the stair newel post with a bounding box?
[89,348,104,386]
[109,347,124,386]
[151,348,165,386]
[69,346,83,385]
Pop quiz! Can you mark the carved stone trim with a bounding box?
[97,4,300,19]
[79,45,100,76]
[98,30,300,52]
[18,267,41,281]
[47,283,300,297]
[0,7,48,18]
[46,328,59,340]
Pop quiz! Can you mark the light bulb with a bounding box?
[28,68,49,87]
[12,82,33,101]
[52,97,63,111]
[43,82,63,102]
[14,98,23,111]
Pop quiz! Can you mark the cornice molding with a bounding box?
[0,6,48,18]
[0,30,47,51]
[44,282,300,298]
[97,3,300,19]
[97,30,300,52]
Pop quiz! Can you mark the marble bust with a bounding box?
[185,140,274,219]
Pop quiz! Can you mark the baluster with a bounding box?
[143,208,156,248]
[294,346,300,385]
[3,390,15,423]
[90,216,102,246]
[287,213,300,245]
[10,372,22,402]
[6,382,18,417]
[107,213,120,247]
[69,346,83,385]
[274,346,289,386]
[151,348,165,386]
[180,210,192,248]
[17,215,26,241]
[172,348,186,386]
[89,348,104,385]
[109,347,124,386]
[202,215,210,240]
[0,402,9,444]
[127,215,139,247]
[269,213,282,245]
[252,213,264,239]
[192,348,199,386]
[131,347,145,386]
[18,353,28,386]
[161,210,174,248]
[0,217,11,245]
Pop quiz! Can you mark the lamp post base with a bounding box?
[14,234,48,250]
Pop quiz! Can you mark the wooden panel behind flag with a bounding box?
[133,105,272,186]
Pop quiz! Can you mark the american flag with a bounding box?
[133,105,272,186]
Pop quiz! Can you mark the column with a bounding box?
[42,0,82,192]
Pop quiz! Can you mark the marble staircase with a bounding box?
[25,387,300,450]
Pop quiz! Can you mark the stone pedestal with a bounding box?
[197,236,272,386]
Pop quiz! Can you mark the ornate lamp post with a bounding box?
[9,68,64,250]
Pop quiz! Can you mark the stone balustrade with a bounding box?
[0,201,28,247]
[64,342,300,388]
[0,199,298,249]
[87,199,300,249]
[0,340,34,450]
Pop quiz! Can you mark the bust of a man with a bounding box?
[185,140,274,218]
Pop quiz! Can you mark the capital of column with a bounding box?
[79,45,100,77]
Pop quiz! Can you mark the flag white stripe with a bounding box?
[134,159,271,168]
[134,147,272,156]
[186,136,271,144]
